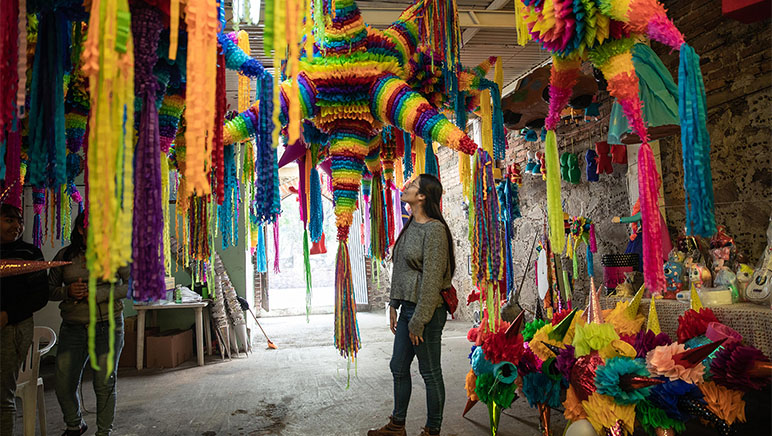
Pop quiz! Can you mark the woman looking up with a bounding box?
[369,173,455,436]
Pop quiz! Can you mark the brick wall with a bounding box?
[654,0,772,263]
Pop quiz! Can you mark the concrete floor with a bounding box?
[19,312,561,436]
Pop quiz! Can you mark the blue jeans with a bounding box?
[390,303,447,430]
[55,315,124,436]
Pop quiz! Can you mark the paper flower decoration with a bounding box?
[677,308,720,343]
[563,385,588,421]
[595,357,654,404]
[573,322,619,356]
[522,371,562,409]
[699,381,746,425]
[582,393,636,435]
[646,343,705,384]
[648,379,704,421]
[632,329,672,359]
[709,341,771,392]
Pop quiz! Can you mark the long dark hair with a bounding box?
[64,212,86,261]
[394,174,456,277]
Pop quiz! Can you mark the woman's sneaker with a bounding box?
[61,423,87,436]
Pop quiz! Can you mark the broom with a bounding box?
[237,296,278,349]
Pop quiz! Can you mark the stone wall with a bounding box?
[654,0,772,263]
[503,93,633,315]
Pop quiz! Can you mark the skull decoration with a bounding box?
[663,259,684,299]
[689,264,713,289]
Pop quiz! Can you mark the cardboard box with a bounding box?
[145,329,193,369]
[118,327,159,368]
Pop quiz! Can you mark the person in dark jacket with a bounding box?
[0,203,49,435]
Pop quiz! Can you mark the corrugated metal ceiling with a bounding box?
[224,0,549,108]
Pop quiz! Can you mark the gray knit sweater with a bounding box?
[48,248,130,324]
[390,220,451,337]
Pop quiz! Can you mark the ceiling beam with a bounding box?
[459,0,512,44]
[359,7,515,29]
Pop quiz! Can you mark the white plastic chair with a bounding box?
[15,326,56,436]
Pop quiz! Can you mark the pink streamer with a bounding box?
[638,143,666,293]
[545,85,574,131]
[647,14,685,51]
[589,223,597,253]
[273,222,280,273]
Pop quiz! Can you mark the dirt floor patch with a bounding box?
[246,397,291,435]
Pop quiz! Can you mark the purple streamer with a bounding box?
[131,6,165,301]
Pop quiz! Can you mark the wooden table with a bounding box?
[134,301,212,370]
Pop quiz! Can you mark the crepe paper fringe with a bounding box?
[710,341,770,392]
[648,379,704,422]
[637,399,687,435]
[472,149,505,289]
[158,85,185,153]
[401,130,413,180]
[425,141,438,177]
[369,173,388,261]
[273,222,280,273]
[0,0,19,145]
[161,154,171,276]
[545,57,580,131]
[303,228,312,319]
[679,43,716,238]
[184,0,219,196]
[335,241,361,368]
[28,9,69,190]
[370,74,477,155]
[573,322,619,356]
[218,144,239,250]
[582,392,636,435]
[475,372,518,409]
[255,224,268,272]
[82,0,134,370]
[212,51,227,205]
[595,357,652,404]
[309,166,324,243]
[544,131,565,254]
[131,5,166,303]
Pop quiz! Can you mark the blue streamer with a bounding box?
[255,225,267,273]
[309,167,324,243]
[678,43,716,238]
[402,130,412,179]
[218,144,238,249]
[424,139,438,176]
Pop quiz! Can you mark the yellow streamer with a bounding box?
[184,0,218,195]
[414,136,426,174]
[514,0,530,46]
[161,153,171,276]
[459,152,470,201]
[494,57,503,93]
[169,0,179,60]
[480,89,493,156]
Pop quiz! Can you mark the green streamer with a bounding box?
[303,228,312,321]
[106,284,115,381]
[88,275,99,370]
[545,131,564,254]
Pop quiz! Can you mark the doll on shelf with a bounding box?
[612,199,673,274]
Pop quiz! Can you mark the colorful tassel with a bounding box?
[679,43,715,238]
[545,131,564,254]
